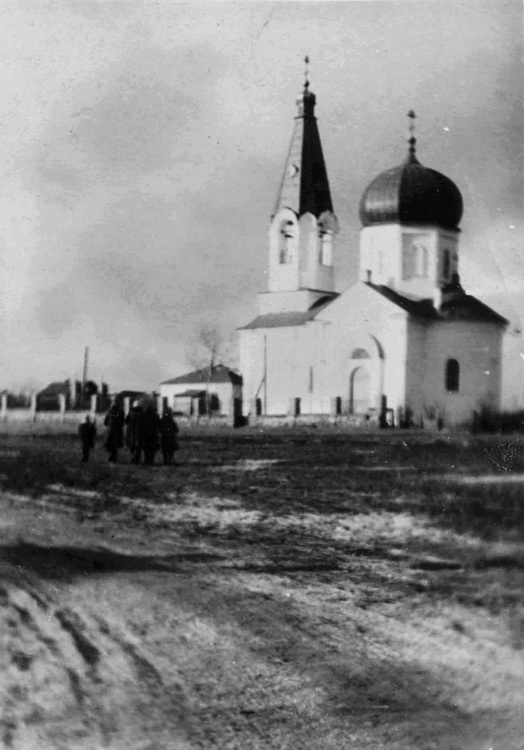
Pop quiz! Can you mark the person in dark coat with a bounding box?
[139,405,161,466]
[125,401,143,464]
[103,403,124,463]
[159,408,179,466]
[78,415,97,462]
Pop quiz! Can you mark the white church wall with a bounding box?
[397,228,438,300]
[360,225,461,305]
[436,231,459,286]
[239,329,265,415]
[299,212,335,292]
[240,326,314,416]
[405,318,429,418]
[265,326,306,415]
[320,282,409,414]
[423,321,503,425]
[359,225,401,287]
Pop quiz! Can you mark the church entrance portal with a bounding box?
[350,366,371,415]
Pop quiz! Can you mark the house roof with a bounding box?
[37,380,71,397]
[161,364,242,386]
[240,294,338,330]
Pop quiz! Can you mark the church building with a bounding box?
[239,68,508,427]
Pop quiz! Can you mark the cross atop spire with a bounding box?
[407,109,417,162]
[304,55,310,90]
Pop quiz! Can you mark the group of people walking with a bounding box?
[78,401,179,466]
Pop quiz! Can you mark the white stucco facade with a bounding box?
[160,366,242,417]
[160,381,241,416]
[240,284,505,425]
[239,82,507,427]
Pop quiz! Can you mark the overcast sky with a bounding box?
[1,0,522,395]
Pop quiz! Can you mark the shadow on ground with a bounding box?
[0,541,223,580]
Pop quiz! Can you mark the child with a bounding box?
[159,408,179,466]
[78,415,97,462]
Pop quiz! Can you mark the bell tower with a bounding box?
[258,58,339,315]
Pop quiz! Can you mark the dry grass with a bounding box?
[0,428,523,749]
[2,429,524,536]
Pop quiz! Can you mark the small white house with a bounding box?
[160,365,243,417]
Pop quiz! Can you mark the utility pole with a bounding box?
[263,335,267,415]
[82,347,89,389]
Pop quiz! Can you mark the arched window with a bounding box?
[318,224,333,266]
[445,358,460,392]
[413,243,428,277]
[351,348,370,360]
[442,249,451,280]
[279,220,295,264]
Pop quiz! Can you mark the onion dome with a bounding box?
[359,111,463,232]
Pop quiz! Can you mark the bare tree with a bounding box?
[186,324,229,417]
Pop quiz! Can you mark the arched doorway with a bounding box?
[350,366,371,415]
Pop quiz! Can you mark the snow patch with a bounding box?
[217,459,282,472]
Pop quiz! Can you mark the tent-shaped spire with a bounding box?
[273,58,334,219]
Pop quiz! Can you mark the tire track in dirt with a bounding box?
[0,574,193,749]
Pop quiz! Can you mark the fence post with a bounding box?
[90,394,97,417]
[0,393,7,420]
[58,394,66,422]
[123,397,131,416]
[331,397,341,417]
[30,393,37,422]
[156,395,163,415]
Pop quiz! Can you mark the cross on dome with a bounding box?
[407,109,417,162]
[304,55,310,90]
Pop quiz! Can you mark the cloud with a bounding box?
[1,0,522,395]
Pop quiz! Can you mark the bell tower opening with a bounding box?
[279,220,296,264]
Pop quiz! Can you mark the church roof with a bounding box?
[368,280,508,325]
[437,276,508,324]
[273,63,334,219]
[161,365,242,386]
[366,284,438,319]
[359,112,463,232]
[242,283,506,330]
[240,294,337,330]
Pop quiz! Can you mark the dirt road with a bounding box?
[1,432,523,749]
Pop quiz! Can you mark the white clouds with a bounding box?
[1,0,522,391]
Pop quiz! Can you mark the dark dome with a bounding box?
[359,154,463,231]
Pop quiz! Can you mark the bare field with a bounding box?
[0,429,523,749]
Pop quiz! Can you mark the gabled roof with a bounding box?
[368,281,508,325]
[239,294,338,330]
[366,283,437,319]
[241,282,507,331]
[161,364,242,386]
[38,380,71,397]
